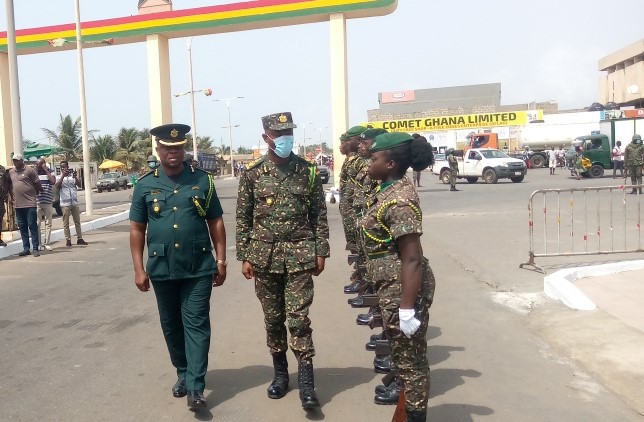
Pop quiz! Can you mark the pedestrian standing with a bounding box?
[447,149,459,191]
[360,132,436,422]
[36,158,55,251]
[0,163,9,247]
[612,140,624,179]
[547,146,557,175]
[54,161,88,247]
[236,112,329,410]
[624,134,643,194]
[7,154,42,256]
[130,123,227,409]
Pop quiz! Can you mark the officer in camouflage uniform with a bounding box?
[130,124,228,410]
[236,112,329,410]
[447,148,459,191]
[624,134,643,194]
[360,132,436,422]
[0,164,8,247]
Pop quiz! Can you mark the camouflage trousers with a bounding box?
[628,165,642,187]
[449,168,458,188]
[254,270,316,364]
[376,259,435,414]
[339,198,357,250]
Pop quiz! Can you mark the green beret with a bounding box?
[361,128,388,140]
[345,125,367,138]
[370,132,414,152]
[340,133,350,142]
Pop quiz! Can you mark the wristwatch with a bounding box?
[216,259,227,267]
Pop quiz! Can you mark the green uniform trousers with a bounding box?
[151,275,213,392]
[255,270,315,364]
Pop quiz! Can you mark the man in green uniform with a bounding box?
[447,149,459,191]
[236,112,329,410]
[129,123,228,410]
[624,134,643,194]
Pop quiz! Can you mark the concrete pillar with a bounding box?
[0,53,14,167]
[146,33,172,158]
[329,13,349,187]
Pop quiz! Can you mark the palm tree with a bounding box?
[41,114,82,160]
[197,135,214,152]
[91,134,117,164]
[115,127,142,171]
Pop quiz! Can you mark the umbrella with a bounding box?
[98,159,126,170]
[22,142,64,160]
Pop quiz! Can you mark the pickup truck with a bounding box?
[433,148,527,184]
[96,172,129,192]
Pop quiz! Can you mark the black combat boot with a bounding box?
[630,188,638,194]
[406,410,427,422]
[267,352,289,399]
[298,362,320,409]
[374,378,401,405]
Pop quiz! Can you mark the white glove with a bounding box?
[399,308,421,338]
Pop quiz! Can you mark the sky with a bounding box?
[1,0,643,152]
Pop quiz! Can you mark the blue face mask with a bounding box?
[270,135,295,158]
[148,162,157,169]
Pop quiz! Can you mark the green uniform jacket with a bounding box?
[236,154,330,273]
[129,164,223,281]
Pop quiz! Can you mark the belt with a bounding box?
[366,250,397,260]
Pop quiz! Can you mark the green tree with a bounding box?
[237,146,252,155]
[41,114,83,160]
[91,134,117,163]
[115,127,142,171]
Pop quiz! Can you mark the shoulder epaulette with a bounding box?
[246,156,265,170]
[138,170,155,181]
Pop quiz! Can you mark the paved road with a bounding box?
[0,168,642,421]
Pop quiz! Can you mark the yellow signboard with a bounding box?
[365,110,544,132]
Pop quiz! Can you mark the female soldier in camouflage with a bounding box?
[359,132,435,422]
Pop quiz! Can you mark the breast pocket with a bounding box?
[186,191,206,217]
[255,185,277,217]
[288,182,309,214]
[145,193,167,219]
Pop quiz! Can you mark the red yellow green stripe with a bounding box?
[0,0,396,53]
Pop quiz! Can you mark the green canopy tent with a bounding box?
[21,142,65,160]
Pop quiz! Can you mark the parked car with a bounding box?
[97,172,128,193]
[433,148,527,184]
[317,165,330,184]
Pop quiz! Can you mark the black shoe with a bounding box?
[365,340,377,351]
[298,362,320,409]
[32,250,40,257]
[267,352,289,399]
[374,355,394,374]
[343,281,362,294]
[0,240,6,247]
[18,250,31,257]
[356,313,373,325]
[77,239,88,245]
[186,390,207,409]
[66,239,72,247]
[172,378,187,398]
[374,380,401,405]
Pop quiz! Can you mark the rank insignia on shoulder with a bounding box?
[266,197,274,206]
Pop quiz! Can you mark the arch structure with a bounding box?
[0,0,398,176]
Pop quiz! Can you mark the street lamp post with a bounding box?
[4,0,23,156]
[302,122,314,157]
[173,39,212,159]
[213,97,244,177]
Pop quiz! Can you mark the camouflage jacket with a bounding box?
[342,155,365,216]
[359,177,433,303]
[448,154,459,170]
[624,143,644,166]
[236,154,330,273]
[353,157,379,215]
[339,153,357,198]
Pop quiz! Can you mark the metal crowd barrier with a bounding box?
[520,185,643,273]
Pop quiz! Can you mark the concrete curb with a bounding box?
[544,259,644,310]
[0,209,130,260]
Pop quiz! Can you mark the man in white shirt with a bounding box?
[54,160,88,247]
[547,146,557,175]
[612,140,624,178]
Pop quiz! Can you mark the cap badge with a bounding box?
[170,129,179,138]
[278,114,288,123]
